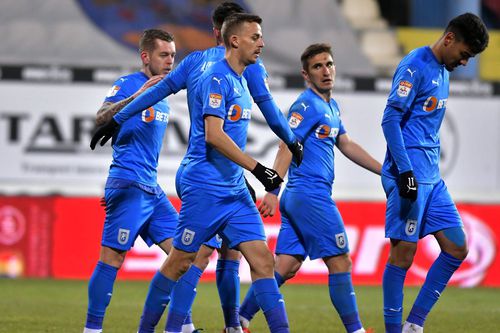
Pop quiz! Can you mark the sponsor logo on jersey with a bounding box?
[142,107,169,123]
[106,85,120,97]
[288,112,303,128]
[315,124,339,139]
[423,96,447,112]
[335,232,347,248]
[405,219,417,236]
[397,80,413,97]
[227,104,251,121]
[182,228,195,246]
[118,228,130,245]
[209,93,222,108]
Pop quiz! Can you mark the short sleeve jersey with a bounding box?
[105,72,170,186]
[285,88,346,194]
[163,45,272,159]
[382,46,449,184]
[181,59,253,189]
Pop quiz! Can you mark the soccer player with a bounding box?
[133,13,290,333]
[91,3,302,333]
[380,13,489,333]
[238,43,381,333]
[84,29,191,333]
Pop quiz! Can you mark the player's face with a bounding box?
[302,52,336,94]
[146,39,176,76]
[442,33,475,71]
[237,22,264,65]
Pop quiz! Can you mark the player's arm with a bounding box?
[381,105,412,173]
[258,140,292,217]
[246,62,303,165]
[204,115,282,191]
[336,133,382,175]
[95,75,164,126]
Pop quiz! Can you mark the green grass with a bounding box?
[1,279,500,332]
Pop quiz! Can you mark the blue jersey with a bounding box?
[105,72,170,187]
[382,46,449,184]
[285,88,346,194]
[114,45,294,145]
[181,59,253,189]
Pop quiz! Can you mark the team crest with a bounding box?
[288,112,303,129]
[397,80,413,98]
[209,93,222,108]
[117,228,130,245]
[335,232,347,249]
[182,228,196,245]
[215,234,222,243]
[405,219,417,236]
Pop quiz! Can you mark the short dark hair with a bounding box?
[212,1,245,30]
[301,43,333,71]
[445,12,489,54]
[221,13,262,47]
[139,29,174,53]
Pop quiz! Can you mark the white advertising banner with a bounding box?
[0,82,499,202]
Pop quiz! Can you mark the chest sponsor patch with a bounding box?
[209,93,222,108]
[397,80,413,98]
[288,112,304,129]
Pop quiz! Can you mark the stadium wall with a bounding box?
[0,81,499,286]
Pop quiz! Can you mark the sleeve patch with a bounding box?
[288,112,304,129]
[106,85,120,97]
[209,93,222,108]
[397,81,413,97]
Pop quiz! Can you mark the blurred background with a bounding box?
[0,0,498,286]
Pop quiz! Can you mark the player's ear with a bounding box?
[140,51,150,65]
[301,69,309,82]
[230,35,238,49]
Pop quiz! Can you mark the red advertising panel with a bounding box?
[0,196,54,278]
[1,196,498,286]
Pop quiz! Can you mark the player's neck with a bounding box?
[310,86,332,102]
[142,68,152,79]
[225,52,246,75]
[430,40,444,65]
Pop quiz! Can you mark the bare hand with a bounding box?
[136,75,164,96]
[258,192,279,217]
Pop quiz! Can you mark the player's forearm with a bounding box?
[257,99,296,145]
[381,106,413,173]
[96,97,135,126]
[113,79,173,124]
[205,122,257,171]
[340,140,382,175]
[273,141,293,178]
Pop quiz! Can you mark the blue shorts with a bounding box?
[173,183,265,253]
[175,163,222,250]
[102,180,177,251]
[275,189,349,260]
[382,175,462,242]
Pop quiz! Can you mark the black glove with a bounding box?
[287,140,304,166]
[251,162,283,192]
[398,170,418,201]
[244,176,257,203]
[90,118,119,150]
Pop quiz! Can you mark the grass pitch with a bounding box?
[1,279,499,332]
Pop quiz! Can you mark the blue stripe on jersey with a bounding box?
[105,72,170,186]
[382,46,449,184]
[285,88,346,194]
[181,59,252,189]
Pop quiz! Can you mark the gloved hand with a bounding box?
[251,162,283,192]
[398,170,418,201]
[244,176,257,203]
[287,140,304,166]
[90,118,119,150]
